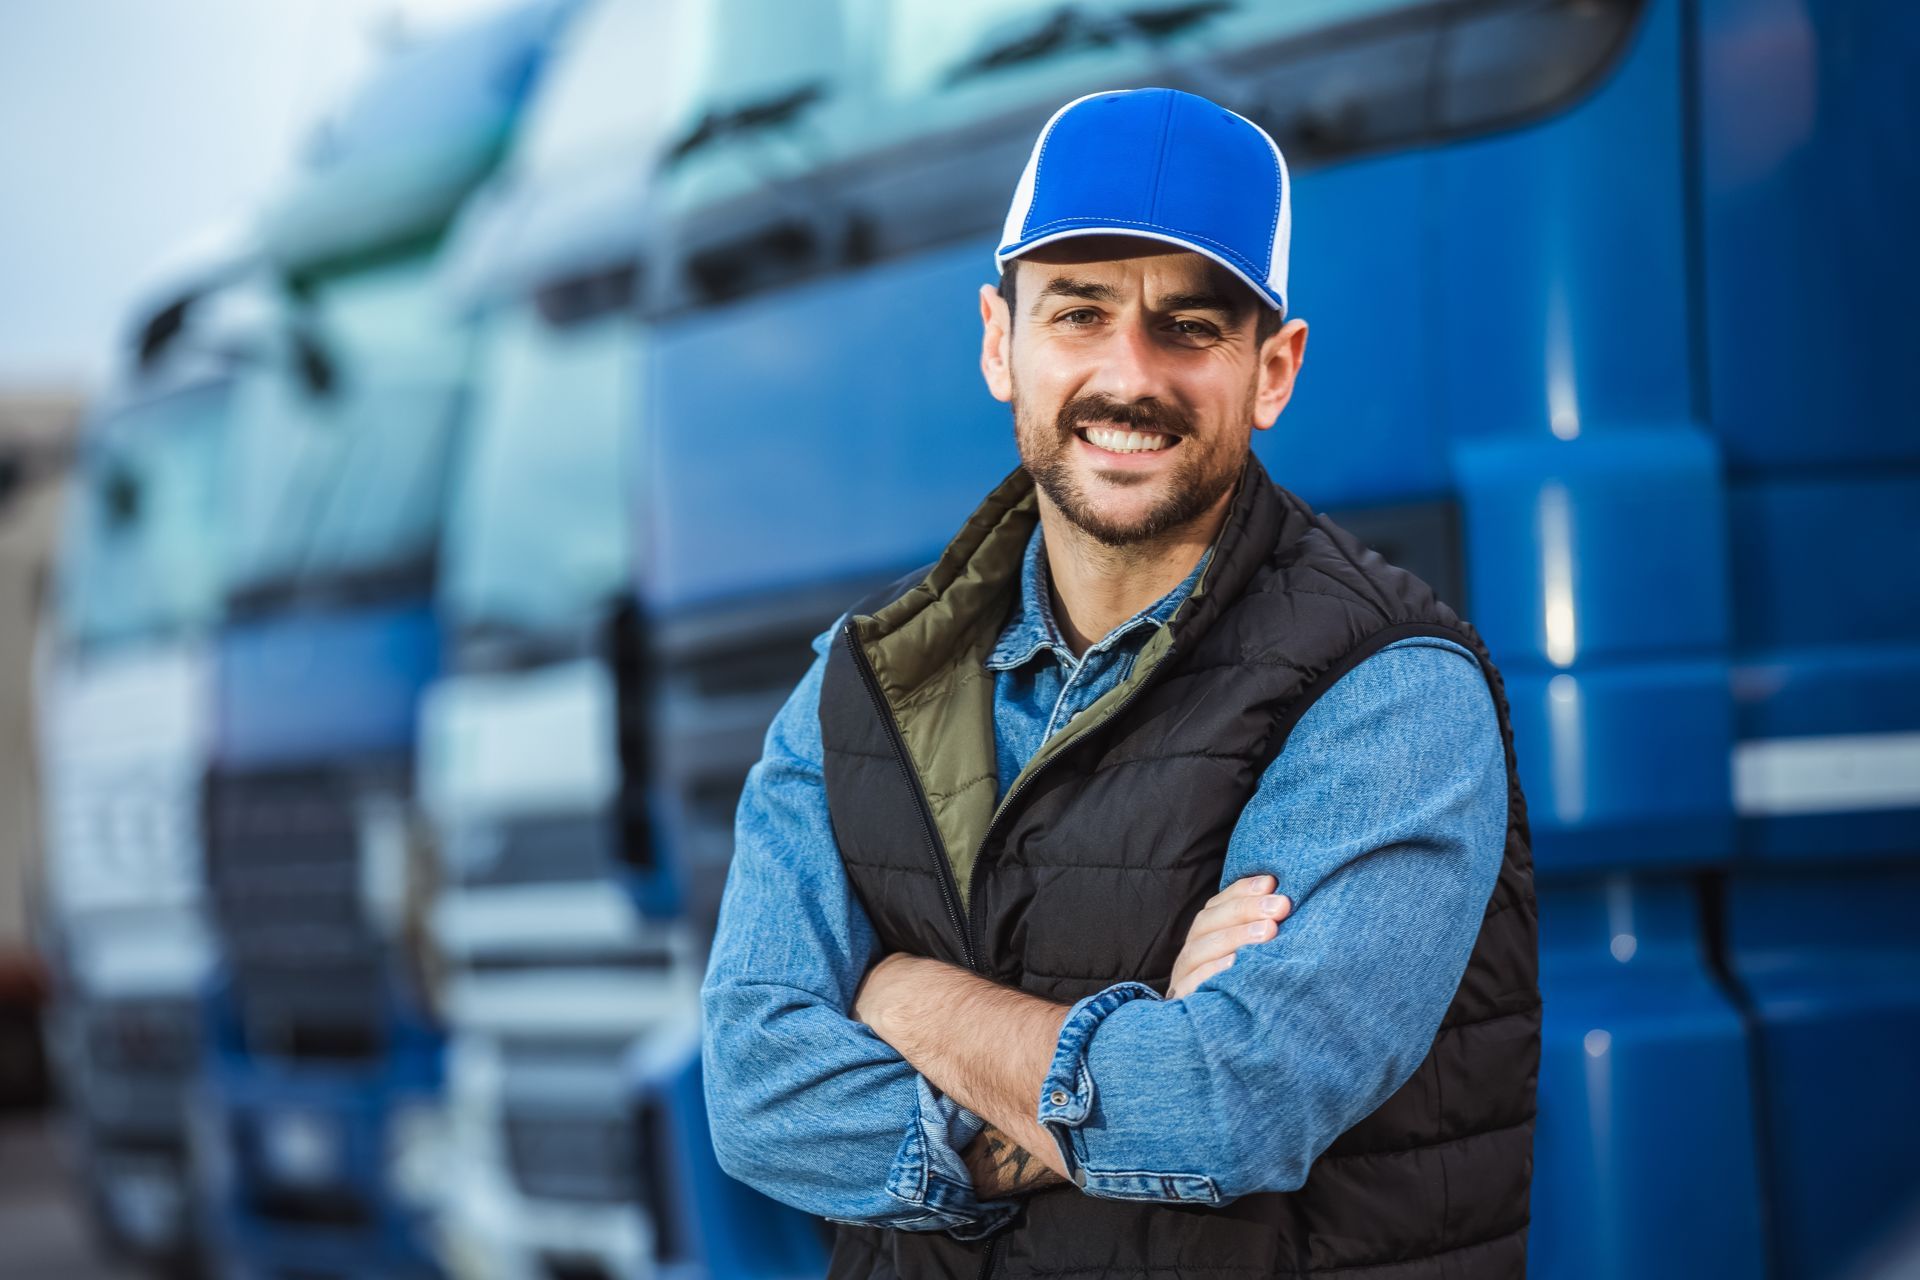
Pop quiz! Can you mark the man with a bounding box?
[701,87,1540,1278]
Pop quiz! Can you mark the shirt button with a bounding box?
[1050,1089,1069,1107]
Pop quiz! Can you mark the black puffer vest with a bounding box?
[819,454,1539,1279]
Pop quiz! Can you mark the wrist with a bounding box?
[855,952,931,1039]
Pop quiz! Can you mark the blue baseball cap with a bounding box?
[996,87,1292,317]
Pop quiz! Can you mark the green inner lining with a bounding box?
[851,466,1226,910]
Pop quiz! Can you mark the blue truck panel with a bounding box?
[1728,478,1920,653]
[1696,0,1920,470]
[1456,428,1731,666]
[643,238,1021,613]
[197,1051,443,1280]
[1254,155,1444,508]
[1431,0,1695,447]
[215,603,442,769]
[1532,878,1770,1280]
[648,1043,828,1280]
[1700,0,1920,1272]
[1505,659,1735,873]
[1724,868,1920,1280]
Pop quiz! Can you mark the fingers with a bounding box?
[1185,888,1292,944]
[1168,952,1235,1000]
[1168,904,1291,999]
[1171,875,1291,1000]
[1203,873,1276,909]
[1194,916,1279,960]
[1175,917,1279,986]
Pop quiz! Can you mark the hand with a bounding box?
[1167,874,1292,999]
[963,1122,1067,1199]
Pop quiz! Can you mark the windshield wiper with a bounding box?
[1125,0,1234,41]
[947,8,1105,83]
[946,1,1234,85]
[664,81,827,166]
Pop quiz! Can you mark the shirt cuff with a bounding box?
[841,1075,1021,1238]
[1035,981,1224,1205]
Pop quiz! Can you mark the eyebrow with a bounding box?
[1154,289,1247,321]
[1031,276,1121,314]
[1031,275,1249,324]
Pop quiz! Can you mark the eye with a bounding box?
[1058,307,1101,326]
[1170,319,1219,338]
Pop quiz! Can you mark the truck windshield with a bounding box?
[507,0,689,180]
[886,0,1425,111]
[653,0,847,177]
[440,302,634,637]
[57,382,229,646]
[222,255,467,603]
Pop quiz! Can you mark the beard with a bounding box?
[1013,381,1250,549]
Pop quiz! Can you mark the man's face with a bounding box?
[979,237,1306,549]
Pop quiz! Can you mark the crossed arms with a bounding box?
[853,875,1294,1197]
[699,627,1507,1231]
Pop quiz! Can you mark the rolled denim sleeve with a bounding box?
[700,617,1018,1237]
[1033,638,1509,1204]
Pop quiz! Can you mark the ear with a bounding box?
[1251,317,1308,431]
[979,282,1013,403]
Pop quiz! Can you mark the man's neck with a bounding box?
[1037,489,1232,659]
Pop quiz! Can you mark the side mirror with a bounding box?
[292,328,337,399]
[136,295,194,371]
[602,595,655,876]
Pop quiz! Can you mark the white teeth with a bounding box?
[1083,425,1173,453]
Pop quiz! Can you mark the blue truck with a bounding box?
[418,2,831,1275]
[623,1,1920,1277]
[192,7,573,1277]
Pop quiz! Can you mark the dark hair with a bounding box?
[997,261,1284,347]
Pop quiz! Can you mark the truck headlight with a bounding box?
[357,791,412,936]
[258,1107,342,1187]
[386,1099,449,1208]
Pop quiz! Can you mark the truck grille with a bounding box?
[204,768,386,1060]
[646,593,839,933]
[501,1108,639,1205]
[84,998,197,1074]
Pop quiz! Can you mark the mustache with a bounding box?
[1056,394,1193,440]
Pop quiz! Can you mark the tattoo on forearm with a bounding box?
[990,1133,1033,1182]
[967,1124,1065,1197]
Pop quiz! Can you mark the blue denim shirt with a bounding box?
[700,521,1508,1234]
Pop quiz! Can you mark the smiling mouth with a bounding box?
[1074,424,1181,454]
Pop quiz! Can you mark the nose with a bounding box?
[1085,310,1173,406]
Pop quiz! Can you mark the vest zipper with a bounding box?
[842,623,975,969]
[850,623,1183,1280]
[955,634,1173,1280]
[962,642,1180,973]
[844,615,1185,975]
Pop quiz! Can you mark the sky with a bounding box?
[0,0,512,392]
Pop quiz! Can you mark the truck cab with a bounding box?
[37,244,265,1267]
[192,7,573,1277]
[420,3,826,1275]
